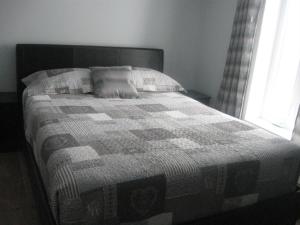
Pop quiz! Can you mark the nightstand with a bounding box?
[184,90,211,106]
[0,92,19,151]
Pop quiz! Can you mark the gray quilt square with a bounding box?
[60,106,97,114]
[137,104,169,112]
[117,175,167,222]
[118,138,153,155]
[117,105,141,111]
[105,110,128,119]
[179,107,216,116]
[105,131,138,140]
[191,125,239,145]
[55,87,70,94]
[50,94,86,100]
[147,140,179,151]
[88,140,122,155]
[130,128,177,141]
[128,110,151,120]
[99,139,125,153]
[107,108,150,120]
[58,198,84,224]
[72,159,105,171]
[96,120,117,125]
[200,166,218,191]
[224,161,260,198]
[40,118,60,127]
[41,134,79,163]
[80,187,105,224]
[171,129,217,146]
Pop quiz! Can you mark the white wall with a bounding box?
[0,0,203,91]
[0,0,237,100]
[196,0,238,103]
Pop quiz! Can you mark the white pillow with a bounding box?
[24,69,93,96]
[131,67,185,92]
[22,68,90,86]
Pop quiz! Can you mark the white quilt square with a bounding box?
[170,138,201,149]
[32,95,51,101]
[165,111,188,119]
[66,146,100,162]
[88,113,112,121]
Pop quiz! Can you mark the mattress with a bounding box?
[23,91,300,225]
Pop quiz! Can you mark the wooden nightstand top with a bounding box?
[0,92,17,104]
[186,90,210,99]
[0,92,20,151]
[184,90,211,105]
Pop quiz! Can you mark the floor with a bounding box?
[0,152,41,225]
[0,152,299,225]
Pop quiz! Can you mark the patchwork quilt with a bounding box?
[23,91,300,225]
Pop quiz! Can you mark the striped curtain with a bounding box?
[292,106,300,144]
[216,0,265,118]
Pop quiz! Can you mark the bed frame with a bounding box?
[16,44,300,225]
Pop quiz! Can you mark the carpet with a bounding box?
[0,152,41,225]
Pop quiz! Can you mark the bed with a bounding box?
[17,44,300,225]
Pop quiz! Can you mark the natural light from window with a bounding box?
[245,0,300,140]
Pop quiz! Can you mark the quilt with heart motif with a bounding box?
[23,91,300,225]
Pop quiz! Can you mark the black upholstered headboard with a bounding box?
[16,44,164,103]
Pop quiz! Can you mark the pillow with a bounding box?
[90,66,132,70]
[91,67,139,98]
[22,68,89,86]
[130,67,185,92]
[25,69,93,96]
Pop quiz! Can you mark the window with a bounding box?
[244,0,300,140]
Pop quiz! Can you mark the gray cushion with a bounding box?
[91,67,139,99]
